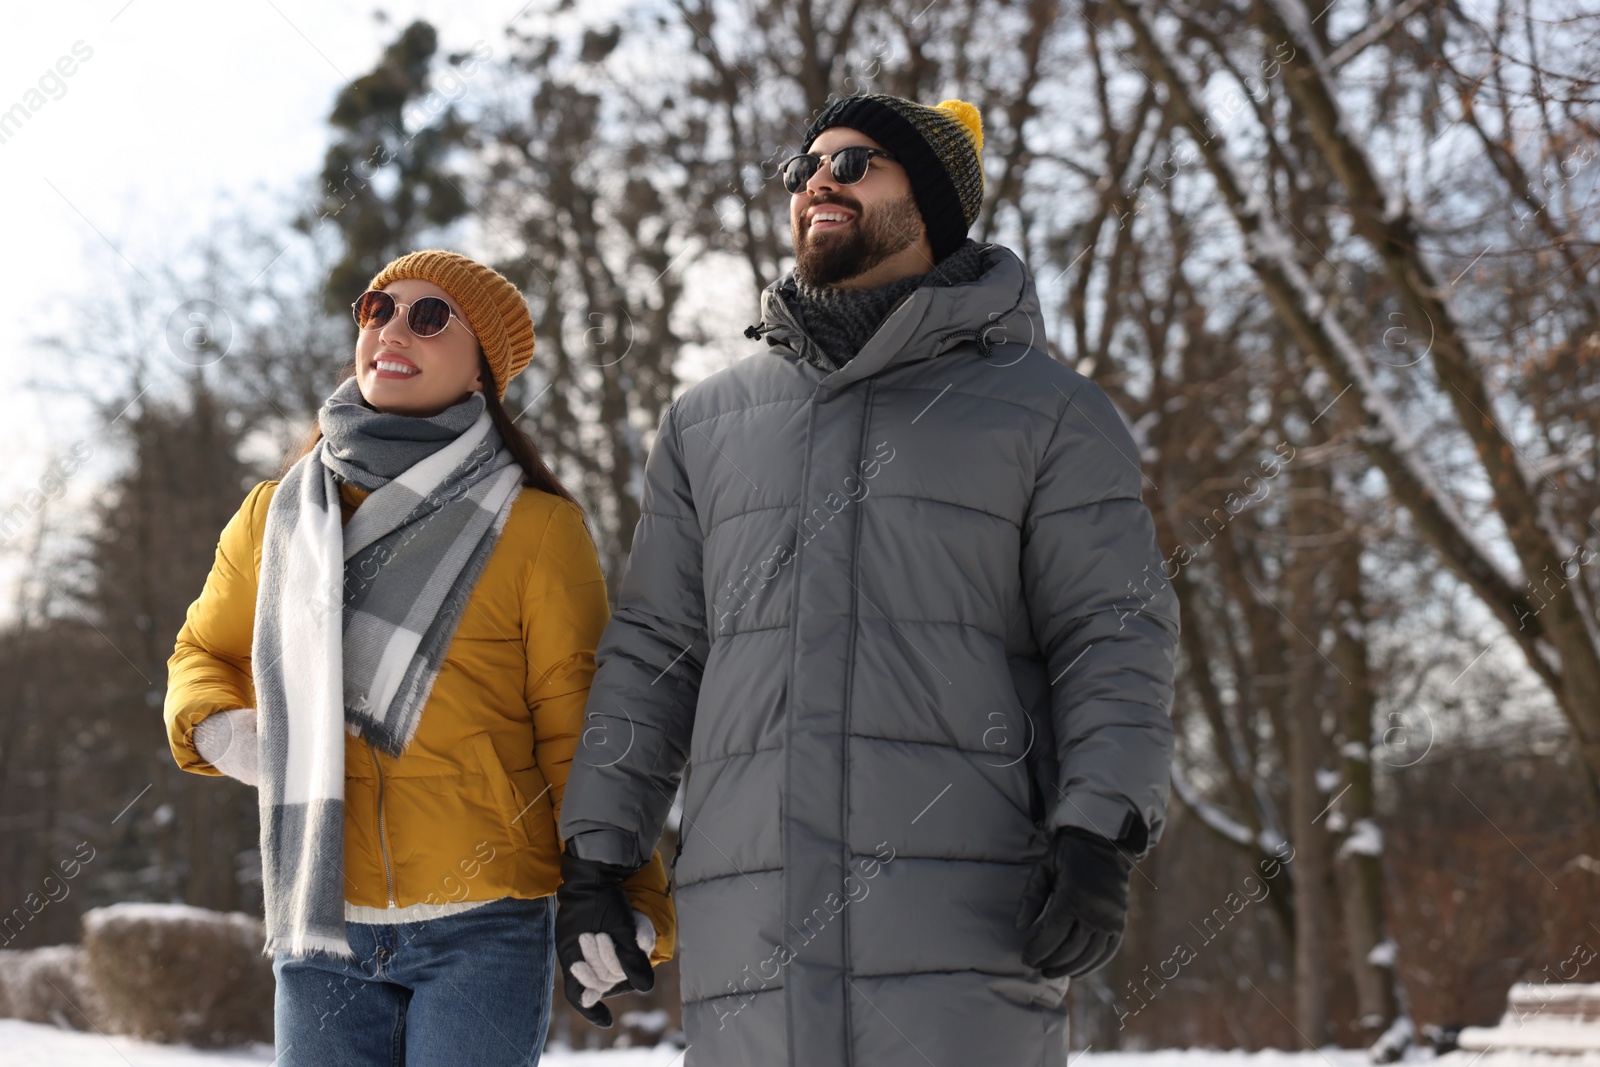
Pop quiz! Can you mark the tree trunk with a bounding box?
[1286,465,1329,1044]
[1332,538,1400,1042]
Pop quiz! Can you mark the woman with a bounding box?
[163,251,674,1065]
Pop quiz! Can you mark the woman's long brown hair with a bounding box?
[278,353,578,507]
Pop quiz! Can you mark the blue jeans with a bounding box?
[272,896,555,1067]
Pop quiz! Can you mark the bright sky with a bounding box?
[1,0,556,594]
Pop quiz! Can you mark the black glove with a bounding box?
[1015,827,1134,978]
[555,853,656,1027]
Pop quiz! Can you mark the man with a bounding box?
[555,94,1179,1065]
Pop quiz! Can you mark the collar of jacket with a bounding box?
[754,243,1047,396]
[330,480,375,525]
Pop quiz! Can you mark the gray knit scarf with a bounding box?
[253,378,522,958]
[786,238,992,370]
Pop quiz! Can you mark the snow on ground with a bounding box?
[32,1024,1600,1067]
[1087,1053,1369,1065]
[0,1019,1390,1065]
[0,1019,685,1066]
[49,1021,1600,1065]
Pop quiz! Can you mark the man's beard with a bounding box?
[793,192,925,287]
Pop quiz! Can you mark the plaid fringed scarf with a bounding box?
[252,378,522,958]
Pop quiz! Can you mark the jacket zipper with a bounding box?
[367,739,397,908]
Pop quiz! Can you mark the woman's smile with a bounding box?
[371,353,420,379]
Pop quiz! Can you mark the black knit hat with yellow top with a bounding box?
[802,95,985,261]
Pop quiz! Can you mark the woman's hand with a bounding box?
[569,909,657,1009]
[193,708,260,787]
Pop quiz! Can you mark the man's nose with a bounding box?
[805,158,839,195]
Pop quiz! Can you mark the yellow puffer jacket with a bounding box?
[163,479,675,964]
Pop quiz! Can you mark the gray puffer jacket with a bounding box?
[561,244,1179,1066]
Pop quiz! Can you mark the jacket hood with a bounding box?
[751,243,1048,389]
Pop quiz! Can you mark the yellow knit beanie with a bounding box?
[367,251,535,399]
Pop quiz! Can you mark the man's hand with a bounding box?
[1015,827,1134,978]
[192,708,259,787]
[556,853,656,1026]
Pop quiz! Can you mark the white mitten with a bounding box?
[571,910,657,1008]
[193,708,259,787]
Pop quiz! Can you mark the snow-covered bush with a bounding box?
[0,944,104,1030]
[80,902,271,1047]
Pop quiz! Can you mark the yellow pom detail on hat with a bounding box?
[936,99,983,153]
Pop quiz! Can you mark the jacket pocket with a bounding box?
[469,732,542,853]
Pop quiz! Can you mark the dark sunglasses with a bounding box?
[780,146,898,193]
[350,290,477,339]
